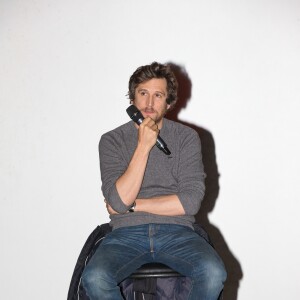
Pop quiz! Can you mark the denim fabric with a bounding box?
[82,224,226,300]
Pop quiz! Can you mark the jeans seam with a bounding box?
[115,252,149,280]
[158,250,195,274]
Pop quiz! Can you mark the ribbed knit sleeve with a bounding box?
[176,129,206,215]
[99,126,133,213]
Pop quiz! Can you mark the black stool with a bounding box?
[130,263,182,278]
[121,263,187,300]
[126,263,223,300]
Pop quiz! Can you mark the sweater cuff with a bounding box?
[108,184,131,214]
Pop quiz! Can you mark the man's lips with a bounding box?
[143,109,156,115]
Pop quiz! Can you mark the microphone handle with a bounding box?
[156,137,171,155]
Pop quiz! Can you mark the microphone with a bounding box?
[126,105,171,155]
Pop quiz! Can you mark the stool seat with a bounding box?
[129,263,182,278]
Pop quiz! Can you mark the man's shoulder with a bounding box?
[164,118,198,136]
[99,121,134,146]
[101,121,133,137]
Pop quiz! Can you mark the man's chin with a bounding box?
[143,111,157,118]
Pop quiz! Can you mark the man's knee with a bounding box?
[207,260,227,288]
[194,258,227,289]
[82,264,113,291]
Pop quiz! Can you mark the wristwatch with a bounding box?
[128,201,136,213]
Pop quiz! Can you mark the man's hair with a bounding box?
[128,62,178,107]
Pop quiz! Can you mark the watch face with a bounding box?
[128,201,136,213]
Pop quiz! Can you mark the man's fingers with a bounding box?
[142,117,158,131]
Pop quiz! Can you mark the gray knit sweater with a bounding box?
[99,118,206,229]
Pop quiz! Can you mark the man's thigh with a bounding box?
[85,225,152,282]
[154,225,224,278]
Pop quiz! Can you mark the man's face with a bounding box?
[131,78,170,129]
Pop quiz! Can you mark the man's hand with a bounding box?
[137,117,159,152]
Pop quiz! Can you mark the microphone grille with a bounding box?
[126,105,139,118]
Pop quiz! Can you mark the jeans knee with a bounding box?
[203,260,227,289]
[82,265,113,291]
[193,259,227,290]
[210,262,227,284]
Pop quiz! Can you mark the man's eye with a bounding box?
[155,93,162,98]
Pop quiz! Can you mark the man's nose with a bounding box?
[146,95,154,107]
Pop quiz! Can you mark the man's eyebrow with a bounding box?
[155,91,166,95]
[137,88,166,96]
[137,88,148,92]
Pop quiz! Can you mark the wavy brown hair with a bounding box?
[128,62,178,108]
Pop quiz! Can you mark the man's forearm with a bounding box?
[135,194,185,216]
[115,143,150,206]
[106,194,185,216]
[115,118,159,207]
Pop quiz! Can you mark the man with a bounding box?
[82,62,226,299]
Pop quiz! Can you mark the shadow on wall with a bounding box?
[166,62,243,300]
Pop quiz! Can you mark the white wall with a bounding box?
[1,0,299,299]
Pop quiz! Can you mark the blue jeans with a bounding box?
[82,224,226,300]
